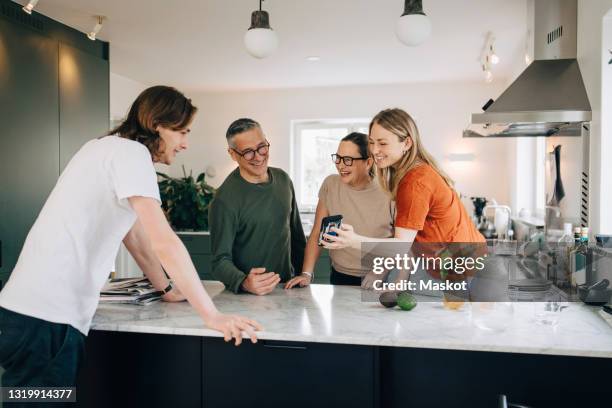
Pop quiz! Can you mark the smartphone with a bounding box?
[318,215,343,246]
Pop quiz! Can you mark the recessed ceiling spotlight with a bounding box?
[22,0,39,15]
[305,56,320,62]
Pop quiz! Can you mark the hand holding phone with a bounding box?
[318,215,343,246]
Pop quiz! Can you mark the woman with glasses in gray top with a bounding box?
[285,132,394,288]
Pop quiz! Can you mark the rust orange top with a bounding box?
[395,164,485,244]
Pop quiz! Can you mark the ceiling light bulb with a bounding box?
[87,16,104,41]
[244,0,278,59]
[305,56,320,62]
[484,70,493,83]
[22,0,39,15]
[395,0,432,46]
[490,52,500,65]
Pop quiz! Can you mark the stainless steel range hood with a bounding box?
[464,0,591,138]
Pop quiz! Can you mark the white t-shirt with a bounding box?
[0,136,160,335]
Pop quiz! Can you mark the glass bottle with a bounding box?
[569,227,582,291]
[556,223,573,288]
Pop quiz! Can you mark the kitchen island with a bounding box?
[77,282,612,408]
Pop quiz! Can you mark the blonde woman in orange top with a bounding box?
[322,108,484,252]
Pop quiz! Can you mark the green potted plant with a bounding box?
[157,165,216,231]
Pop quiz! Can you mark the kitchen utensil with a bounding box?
[471,197,487,219]
[547,145,565,206]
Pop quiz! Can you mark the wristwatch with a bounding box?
[301,271,313,280]
[160,282,174,295]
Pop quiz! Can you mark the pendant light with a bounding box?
[244,0,279,59]
[395,0,432,46]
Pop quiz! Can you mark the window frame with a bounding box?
[290,118,371,209]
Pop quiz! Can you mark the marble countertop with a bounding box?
[91,282,612,358]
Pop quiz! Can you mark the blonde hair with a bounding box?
[370,108,454,198]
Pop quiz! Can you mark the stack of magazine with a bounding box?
[100,277,163,305]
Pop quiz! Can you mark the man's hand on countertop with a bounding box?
[241,267,280,295]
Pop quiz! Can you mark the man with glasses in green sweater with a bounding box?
[209,118,307,295]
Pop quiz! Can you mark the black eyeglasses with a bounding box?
[232,141,270,161]
[331,154,367,166]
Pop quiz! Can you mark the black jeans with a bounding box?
[330,267,362,286]
[0,307,85,391]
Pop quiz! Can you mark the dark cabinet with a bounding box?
[0,17,60,284]
[178,233,332,283]
[178,234,215,280]
[77,331,202,408]
[202,338,377,408]
[59,43,110,171]
[0,0,109,286]
[380,347,611,408]
[78,331,612,408]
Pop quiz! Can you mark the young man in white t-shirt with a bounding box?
[0,86,261,388]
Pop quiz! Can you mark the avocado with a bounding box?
[379,291,398,308]
[397,292,417,311]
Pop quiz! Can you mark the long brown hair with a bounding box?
[107,86,197,160]
[370,108,454,198]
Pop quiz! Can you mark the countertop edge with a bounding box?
[89,324,612,359]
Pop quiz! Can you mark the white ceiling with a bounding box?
[18,0,528,91]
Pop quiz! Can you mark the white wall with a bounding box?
[602,11,612,233]
[578,0,612,235]
[110,72,148,122]
[165,81,513,210]
[109,72,148,277]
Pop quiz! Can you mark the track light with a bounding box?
[395,0,432,46]
[480,33,498,82]
[87,16,104,41]
[22,0,39,15]
[483,33,499,65]
[489,46,499,65]
[244,0,279,59]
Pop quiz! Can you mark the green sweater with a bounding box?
[208,167,306,293]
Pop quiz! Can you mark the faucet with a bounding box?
[484,204,513,239]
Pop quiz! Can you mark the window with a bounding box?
[291,119,370,208]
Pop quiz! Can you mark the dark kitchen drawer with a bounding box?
[314,250,331,284]
[190,254,214,281]
[78,331,202,408]
[202,338,377,408]
[178,233,211,255]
